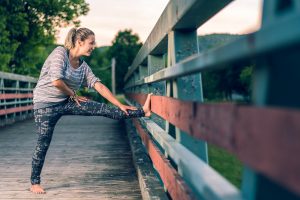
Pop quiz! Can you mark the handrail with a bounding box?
[0,71,37,82]
[124,0,233,81]
[125,13,300,89]
[127,93,300,194]
[0,71,37,126]
[124,0,300,199]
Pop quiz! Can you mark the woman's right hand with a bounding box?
[118,104,138,115]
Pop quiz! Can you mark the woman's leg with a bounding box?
[64,93,152,119]
[64,100,145,119]
[30,106,62,193]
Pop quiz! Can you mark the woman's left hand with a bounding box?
[72,96,89,106]
[119,104,137,115]
[77,96,89,102]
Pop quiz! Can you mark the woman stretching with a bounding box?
[30,27,152,194]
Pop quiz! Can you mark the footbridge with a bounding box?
[1,0,300,199]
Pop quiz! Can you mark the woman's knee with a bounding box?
[66,100,104,115]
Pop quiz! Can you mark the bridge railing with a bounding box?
[124,0,300,199]
[0,72,37,127]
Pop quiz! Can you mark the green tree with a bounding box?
[0,1,28,72]
[198,34,253,102]
[239,65,253,99]
[0,0,89,76]
[108,29,142,93]
[81,46,111,102]
[84,46,111,88]
[202,65,253,102]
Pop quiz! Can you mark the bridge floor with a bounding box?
[0,116,142,199]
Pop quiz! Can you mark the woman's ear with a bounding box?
[77,40,84,47]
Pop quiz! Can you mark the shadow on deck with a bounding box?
[0,116,143,200]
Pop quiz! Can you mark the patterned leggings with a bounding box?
[31,100,145,185]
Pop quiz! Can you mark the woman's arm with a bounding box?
[93,81,136,115]
[52,79,87,106]
[52,79,74,96]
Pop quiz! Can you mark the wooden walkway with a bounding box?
[0,116,142,200]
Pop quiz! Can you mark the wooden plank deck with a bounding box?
[0,116,142,200]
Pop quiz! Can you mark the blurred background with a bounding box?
[0,0,262,103]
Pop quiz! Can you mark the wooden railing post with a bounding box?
[26,82,31,115]
[0,72,36,126]
[14,80,19,119]
[241,0,300,199]
[139,65,149,95]
[134,71,139,93]
[3,79,8,123]
[0,78,5,126]
[167,30,208,163]
[148,55,166,129]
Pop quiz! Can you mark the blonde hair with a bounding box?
[64,27,95,50]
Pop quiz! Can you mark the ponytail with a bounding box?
[64,27,95,50]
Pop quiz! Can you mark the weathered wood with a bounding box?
[0,93,33,100]
[1,88,33,91]
[124,0,233,81]
[132,119,195,200]
[125,120,169,200]
[0,116,142,199]
[145,55,166,131]
[167,28,208,164]
[0,105,33,116]
[141,118,242,200]
[124,14,300,90]
[1,73,35,126]
[0,100,33,106]
[241,2,300,198]
[126,93,300,196]
[0,71,37,82]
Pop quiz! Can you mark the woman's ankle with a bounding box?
[143,93,153,117]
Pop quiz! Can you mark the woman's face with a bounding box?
[79,35,96,56]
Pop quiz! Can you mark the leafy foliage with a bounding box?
[239,66,253,97]
[0,0,89,76]
[80,46,111,102]
[198,34,241,53]
[107,29,142,94]
[199,34,253,102]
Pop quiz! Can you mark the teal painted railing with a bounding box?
[124,0,300,199]
[0,72,37,127]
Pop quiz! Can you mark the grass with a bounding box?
[204,98,245,188]
[208,144,243,188]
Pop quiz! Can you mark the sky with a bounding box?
[56,0,263,47]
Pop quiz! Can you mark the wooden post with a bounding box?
[0,78,5,126]
[167,30,208,163]
[241,0,300,199]
[139,65,148,95]
[166,30,208,200]
[111,58,116,95]
[148,54,166,130]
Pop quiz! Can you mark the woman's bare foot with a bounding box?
[30,184,46,194]
[143,93,153,117]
